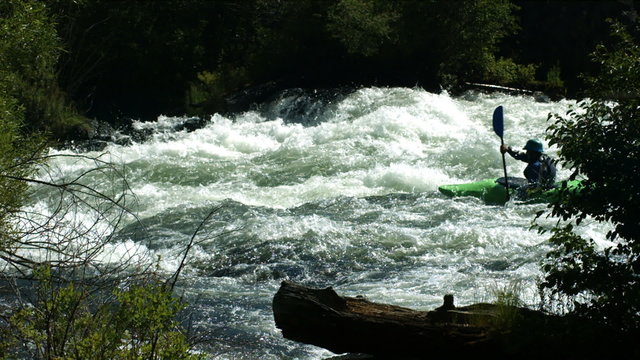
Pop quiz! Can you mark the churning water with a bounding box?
[30,87,611,359]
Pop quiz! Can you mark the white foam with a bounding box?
[41,89,576,215]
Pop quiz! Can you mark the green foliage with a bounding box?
[545,64,564,89]
[541,22,640,333]
[187,67,250,116]
[0,69,45,257]
[3,266,201,360]
[249,0,333,79]
[13,0,629,120]
[326,0,400,57]
[114,283,198,360]
[0,88,30,247]
[51,0,260,119]
[0,0,87,141]
[584,21,640,101]
[424,0,520,84]
[484,56,538,87]
[0,5,203,359]
[489,281,525,331]
[41,0,536,118]
[512,1,623,95]
[0,0,60,82]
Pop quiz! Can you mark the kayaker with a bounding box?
[500,138,557,189]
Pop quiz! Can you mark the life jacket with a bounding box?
[522,154,556,188]
[537,154,557,189]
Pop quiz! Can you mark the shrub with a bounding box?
[540,21,640,334]
[4,266,202,360]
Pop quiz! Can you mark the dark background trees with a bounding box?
[508,0,638,96]
[36,0,637,130]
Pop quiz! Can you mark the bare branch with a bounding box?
[167,206,222,292]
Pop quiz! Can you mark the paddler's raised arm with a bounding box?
[500,144,526,161]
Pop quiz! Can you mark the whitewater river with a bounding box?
[33,87,610,359]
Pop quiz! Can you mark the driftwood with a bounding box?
[273,281,640,359]
[272,281,529,357]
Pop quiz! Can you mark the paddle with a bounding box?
[492,106,510,201]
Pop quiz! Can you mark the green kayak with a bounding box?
[438,177,582,205]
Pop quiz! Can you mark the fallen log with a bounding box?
[273,281,640,359]
[272,281,527,357]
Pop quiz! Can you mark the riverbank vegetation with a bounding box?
[0,2,201,357]
[537,20,640,356]
[1,0,640,358]
[7,0,637,139]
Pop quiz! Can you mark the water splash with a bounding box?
[28,88,604,359]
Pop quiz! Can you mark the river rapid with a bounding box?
[32,87,610,359]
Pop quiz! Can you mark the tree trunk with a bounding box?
[272,281,510,357]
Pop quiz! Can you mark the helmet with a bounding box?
[523,139,544,153]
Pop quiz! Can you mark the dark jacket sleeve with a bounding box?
[506,147,528,162]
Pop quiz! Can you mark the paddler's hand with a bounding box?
[500,144,510,154]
